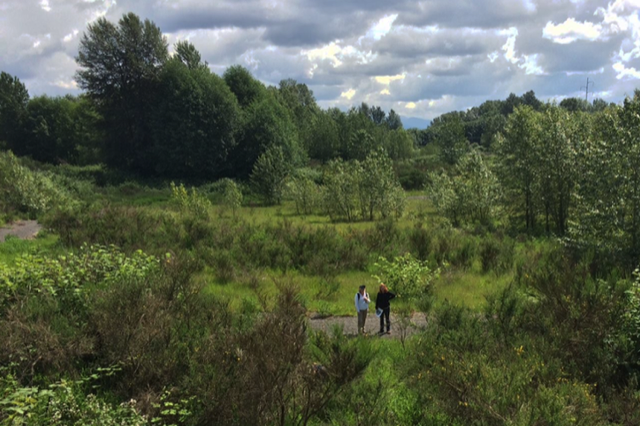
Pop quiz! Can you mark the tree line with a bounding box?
[0,13,414,182]
[427,94,640,269]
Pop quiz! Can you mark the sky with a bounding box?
[1,0,640,120]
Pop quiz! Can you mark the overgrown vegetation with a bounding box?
[2,10,640,425]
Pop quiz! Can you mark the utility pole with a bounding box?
[580,78,594,102]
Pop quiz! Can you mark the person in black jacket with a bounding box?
[375,283,396,335]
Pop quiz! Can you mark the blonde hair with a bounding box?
[379,283,388,293]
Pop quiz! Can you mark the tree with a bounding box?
[570,93,640,262]
[151,51,239,179]
[307,111,340,162]
[75,12,168,172]
[428,148,501,226]
[174,40,207,70]
[358,148,405,220]
[223,65,266,108]
[521,90,542,111]
[495,105,540,231]
[346,129,376,161]
[435,115,469,165]
[219,178,243,217]
[559,97,589,112]
[535,106,577,234]
[231,94,302,178]
[276,79,319,155]
[384,129,414,160]
[322,150,404,222]
[322,158,360,222]
[386,109,403,130]
[23,95,79,164]
[0,72,29,154]
[251,145,291,205]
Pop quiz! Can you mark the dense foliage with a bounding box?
[2,10,640,426]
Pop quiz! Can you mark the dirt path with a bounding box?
[308,312,428,339]
[0,220,42,243]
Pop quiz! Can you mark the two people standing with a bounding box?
[354,283,396,335]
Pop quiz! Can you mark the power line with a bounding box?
[580,78,594,102]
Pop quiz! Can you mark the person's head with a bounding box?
[379,283,388,293]
[359,285,366,294]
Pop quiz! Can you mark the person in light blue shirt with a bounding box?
[355,285,370,335]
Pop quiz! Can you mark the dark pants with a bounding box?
[379,307,390,332]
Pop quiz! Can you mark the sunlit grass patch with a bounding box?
[0,233,62,265]
[433,269,512,311]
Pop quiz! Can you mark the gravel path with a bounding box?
[0,220,42,242]
[308,312,428,339]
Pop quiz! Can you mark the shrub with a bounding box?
[479,235,515,274]
[0,150,74,217]
[286,173,320,215]
[373,252,440,302]
[0,372,146,426]
[170,181,211,218]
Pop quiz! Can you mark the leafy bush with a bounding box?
[251,145,291,205]
[373,253,440,302]
[428,148,501,227]
[406,303,605,426]
[170,181,211,218]
[322,150,405,222]
[0,245,160,379]
[0,372,146,426]
[0,151,74,217]
[286,173,320,215]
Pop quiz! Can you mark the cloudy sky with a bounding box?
[2,0,640,120]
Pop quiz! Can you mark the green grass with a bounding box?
[433,269,512,310]
[201,268,376,317]
[0,233,62,265]
[200,260,511,316]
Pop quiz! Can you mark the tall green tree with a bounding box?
[495,105,540,231]
[151,46,239,179]
[535,106,578,235]
[276,79,318,154]
[385,109,403,130]
[435,114,469,165]
[223,65,266,108]
[75,12,168,172]
[0,72,29,154]
[231,94,302,178]
[570,94,640,261]
[307,111,340,162]
[23,95,79,164]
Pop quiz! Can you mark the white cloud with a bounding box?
[305,42,344,67]
[520,54,546,75]
[341,88,356,99]
[613,61,640,79]
[405,101,416,109]
[543,18,604,44]
[500,27,519,64]
[62,30,79,43]
[364,14,398,41]
[374,74,405,85]
[40,0,51,12]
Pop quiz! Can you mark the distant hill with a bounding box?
[401,116,431,129]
